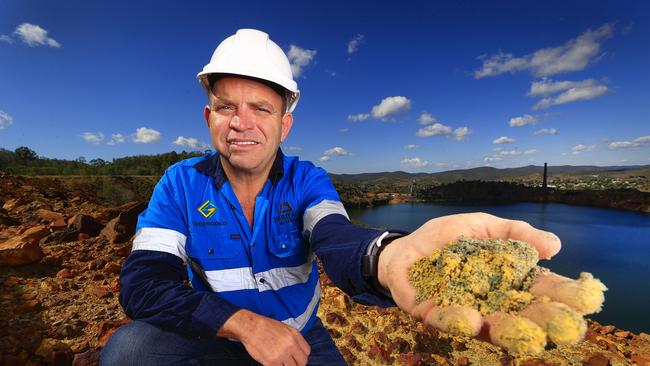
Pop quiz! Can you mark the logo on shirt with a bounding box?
[274,202,297,225]
[198,200,217,218]
[279,202,293,214]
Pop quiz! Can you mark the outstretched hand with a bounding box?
[377,212,604,352]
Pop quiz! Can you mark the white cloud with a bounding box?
[571,144,597,154]
[532,84,607,110]
[0,35,13,44]
[528,78,597,97]
[14,23,61,48]
[416,123,452,137]
[347,34,364,54]
[401,157,429,169]
[288,44,316,77]
[133,127,161,143]
[370,96,411,120]
[339,128,349,133]
[509,114,538,127]
[608,141,636,149]
[608,135,650,149]
[533,128,558,136]
[319,146,351,162]
[0,110,13,129]
[493,136,515,144]
[286,146,303,151]
[404,144,418,150]
[484,156,503,162]
[484,148,530,162]
[347,113,370,122]
[417,112,436,125]
[173,136,210,150]
[107,133,125,145]
[474,23,612,78]
[82,132,104,144]
[453,127,471,141]
[499,149,521,156]
[323,147,350,156]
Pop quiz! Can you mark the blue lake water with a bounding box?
[347,202,650,333]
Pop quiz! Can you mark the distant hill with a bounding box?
[2,146,647,187]
[330,164,649,185]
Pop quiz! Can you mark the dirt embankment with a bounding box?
[1,175,649,365]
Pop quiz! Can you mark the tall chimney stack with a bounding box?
[543,162,548,189]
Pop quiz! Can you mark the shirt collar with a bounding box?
[193,149,285,188]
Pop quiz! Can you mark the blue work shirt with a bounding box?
[119,150,395,337]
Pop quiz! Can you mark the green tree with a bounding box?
[14,146,38,161]
[90,158,108,167]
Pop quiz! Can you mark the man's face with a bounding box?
[204,77,293,176]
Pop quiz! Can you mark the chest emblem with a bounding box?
[198,200,217,218]
[279,202,293,213]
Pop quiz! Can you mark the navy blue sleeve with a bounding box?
[311,214,397,308]
[119,166,242,337]
[119,250,241,337]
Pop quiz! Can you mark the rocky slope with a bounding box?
[1,175,649,365]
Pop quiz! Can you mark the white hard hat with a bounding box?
[197,29,300,112]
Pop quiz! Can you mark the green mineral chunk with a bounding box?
[408,236,540,314]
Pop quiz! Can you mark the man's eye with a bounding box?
[216,105,233,111]
[256,107,271,113]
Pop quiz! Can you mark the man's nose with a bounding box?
[229,111,254,131]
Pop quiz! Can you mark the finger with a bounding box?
[519,301,586,345]
[529,271,607,315]
[424,305,482,337]
[291,352,307,366]
[484,312,546,355]
[409,298,438,321]
[483,215,561,259]
[294,330,311,360]
[283,356,298,366]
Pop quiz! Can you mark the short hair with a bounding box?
[207,73,288,114]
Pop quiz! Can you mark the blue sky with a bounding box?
[1,0,648,174]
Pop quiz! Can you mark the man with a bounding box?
[101,29,588,366]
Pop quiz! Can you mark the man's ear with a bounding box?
[204,105,211,128]
[280,112,294,142]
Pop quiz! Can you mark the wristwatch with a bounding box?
[362,231,404,298]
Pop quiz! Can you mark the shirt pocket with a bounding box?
[270,229,305,258]
[187,230,243,259]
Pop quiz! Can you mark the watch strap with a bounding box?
[362,231,404,298]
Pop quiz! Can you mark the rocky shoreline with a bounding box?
[416,181,650,214]
[1,175,649,365]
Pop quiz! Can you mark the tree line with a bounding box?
[0,146,206,176]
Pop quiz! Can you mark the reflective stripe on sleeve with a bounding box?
[303,199,349,240]
[132,228,187,260]
[281,283,321,331]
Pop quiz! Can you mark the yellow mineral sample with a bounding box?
[407,236,606,356]
[520,302,587,345]
[549,272,608,315]
[425,305,481,337]
[408,236,540,314]
[488,313,547,355]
